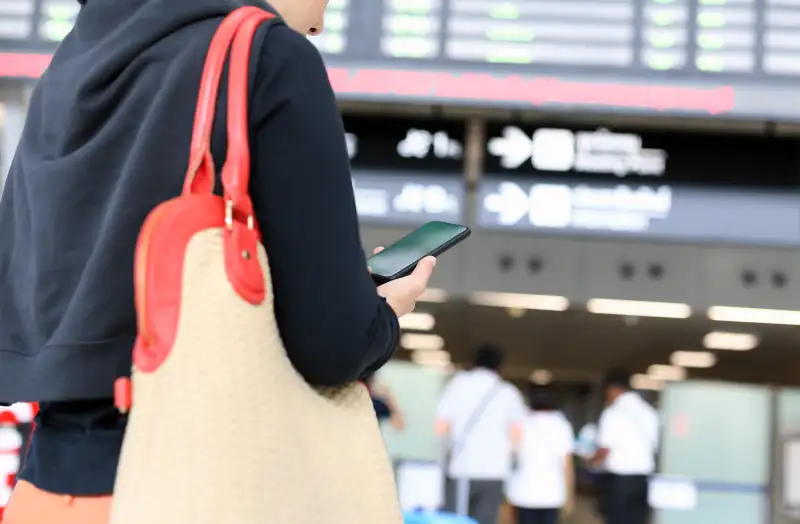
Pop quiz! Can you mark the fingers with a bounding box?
[408,256,436,291]
[368,247,385,274]
[416,256,437,274]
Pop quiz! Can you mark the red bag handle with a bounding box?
[182,6,274,304]
[220,10,272,226]
[183,6,275,214]
[184,6,256,195]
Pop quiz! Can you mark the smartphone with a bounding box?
[368,221,471,284]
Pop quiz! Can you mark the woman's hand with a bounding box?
[369,247,436,317]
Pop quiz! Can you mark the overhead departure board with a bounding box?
[310,0,349,55]
[476,123,800,246]
[6,0,800,120]
[39,0,77,43]
[343,116,467,226]
[0,0,34,42]
[381,0,443,59]
[0,0,77,50]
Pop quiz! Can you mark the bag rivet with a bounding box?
[242,250,251,260]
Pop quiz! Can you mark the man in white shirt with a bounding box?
[591,368,660,524]
[435,345,527,524]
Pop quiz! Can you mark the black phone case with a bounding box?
[370,226,471,284]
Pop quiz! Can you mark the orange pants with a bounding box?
[2,481,111,524]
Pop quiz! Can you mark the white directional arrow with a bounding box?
[483,182,530,226]
[487,126,533,169]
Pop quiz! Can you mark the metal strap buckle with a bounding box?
[224,199,254,230]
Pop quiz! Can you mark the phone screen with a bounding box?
[368,221,470,282]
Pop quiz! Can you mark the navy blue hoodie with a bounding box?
[0,0,399,494]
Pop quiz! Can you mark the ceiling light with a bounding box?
[529,369,552,385]
[631,374,663,391]
[670,351,716,368]
[411,349,452,371]
[469,292,569,311]
[401,333,444,352]
[707,305,800,325]
[398,312,435,331]
[587,299,691,318]
[419,288,448,303]
[703,331,758,351]
[507,307,526,318]
[647,364,687,381]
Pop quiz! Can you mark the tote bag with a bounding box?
[109,7,403,524]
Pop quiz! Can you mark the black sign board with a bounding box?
[0,0,76,53]
[343,116,466,226]
[343,116,465,173]
[478,123,800,245]
[483,123,800,188]
[352,171,465,227]
[477,176,800,246]
[8,0,800,120]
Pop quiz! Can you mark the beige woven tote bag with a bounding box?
[108,7,403,524]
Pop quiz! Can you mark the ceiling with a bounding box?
[398,299,800,387]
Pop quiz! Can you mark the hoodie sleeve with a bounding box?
[245,25,400,387]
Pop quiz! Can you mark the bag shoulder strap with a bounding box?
[128,7,277,381]
[184,6,279,304]
[450,380,503,461]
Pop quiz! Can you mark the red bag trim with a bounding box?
[132,7,274,375]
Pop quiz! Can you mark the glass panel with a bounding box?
[660,492,767,524]
[374,360,450,461]
[656,380,771,524]
[661,380,771,484]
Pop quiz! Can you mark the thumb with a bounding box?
[410,256,436,284]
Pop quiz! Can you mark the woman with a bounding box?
[0,0,435,521]
[506,385,576,524]
[366,375,406,431]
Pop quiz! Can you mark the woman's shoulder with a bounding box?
[249,23,333,117]
[257,23,327,76]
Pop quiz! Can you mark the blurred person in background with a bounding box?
[590,368,659,524]
[506,384,575,524]
[435,344,526,524]
[365,374,405,431]
[576,422,598,461]
[0,0,436,522]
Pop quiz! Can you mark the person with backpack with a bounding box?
[435,345,526,524]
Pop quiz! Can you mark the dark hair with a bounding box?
[603,367,631,390]
[473,344,503,371]
[528,384,557,411]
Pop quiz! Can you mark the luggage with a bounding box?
[403,511,479,524]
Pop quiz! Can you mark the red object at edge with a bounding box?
[114,378,132,414]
